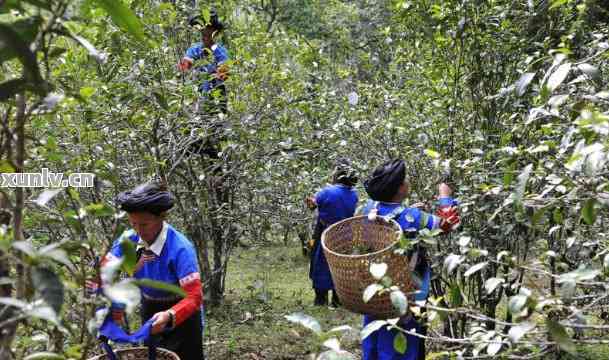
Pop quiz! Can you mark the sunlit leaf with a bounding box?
[458,236,471,247]
[443,254,463,274]
[323,338,341,352]
[424,149,440,159]
[486,337,502,355]
[24,352,65,360]
[328,325,353,333]
[363,284,383,303]
[12,241,37,258]
[577,63,599,79]
[464,262,487,277]
[390,290,408,315]
[508,295,528,314]
[79,87,96,99]
[26,304,61,327]
[546,63,571,92]
[484,277,504,294]
[0,297,28,309]
[508,322,535,343]
[515,72,535,96]
[370,262,388,280]
[557,267,600,283]
[361,320,388,340]
[285,313,322,335]
[72,35,107,63]
[103,280,141,314]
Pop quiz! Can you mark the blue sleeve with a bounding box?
[214,45,229,64]
[414,267,431,301]
[106,230,139,260]
[175,243,200,284]
[109,238,123,258]
[400,208,441,231]
[200,46,229,74]
[438,197,458,207]
[185,44,203,60]
[315,188,328,207]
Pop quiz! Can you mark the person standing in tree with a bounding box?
[178,10,229,115]
[306,159,359,307]
[360,159,460,360]
[97,182,204,360]
[177,10,229,160]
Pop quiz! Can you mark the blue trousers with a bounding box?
[309,219,334,291]
[362,316,424,360]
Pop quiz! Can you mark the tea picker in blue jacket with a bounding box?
[306,159,359,307]
[178,10,229,115]
[360,159,460,360]
[178,10,230,160]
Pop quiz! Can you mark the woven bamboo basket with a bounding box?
[88,347,179,360]
[322,215,415,319]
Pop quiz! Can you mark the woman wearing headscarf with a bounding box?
[360,159,460,360]
[100,182,204,360]
[306,159,359,307]
[178,9,229,116]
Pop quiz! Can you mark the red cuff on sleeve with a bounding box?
[171,273,203,326]
[436,206,460,232]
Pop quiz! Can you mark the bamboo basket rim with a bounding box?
[321,215,403,258]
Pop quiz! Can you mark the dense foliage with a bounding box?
[1,0,609,359]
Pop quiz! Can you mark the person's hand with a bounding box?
[214,64,229,80]
[177,58,193,72]
[150,311,172,335]
[438,183,452,198]
[305,196,317,210]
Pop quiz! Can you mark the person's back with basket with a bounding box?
[321,159,460,360]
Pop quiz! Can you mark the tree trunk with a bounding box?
[0,93,26,360]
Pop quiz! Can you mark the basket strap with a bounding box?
[100,338,118,360]
[148,344,157,360]
[145,336,158,360]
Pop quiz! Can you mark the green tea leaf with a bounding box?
[92,0,146,42]
[132,279,186,298]
[581,199,596,225]
[120,238,137,276]
[393,332,407,354]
